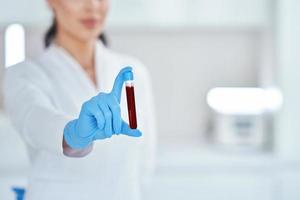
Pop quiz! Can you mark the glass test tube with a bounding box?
[125,80,138,129]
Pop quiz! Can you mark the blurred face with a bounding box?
[47,0,109,42]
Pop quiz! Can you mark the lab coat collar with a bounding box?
[48,40,107,94]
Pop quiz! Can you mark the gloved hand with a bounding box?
[63,66,142,149]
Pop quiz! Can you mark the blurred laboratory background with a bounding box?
[0,0,300,199]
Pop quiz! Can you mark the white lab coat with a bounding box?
[3,41,156,200]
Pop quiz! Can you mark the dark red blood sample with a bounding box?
[126,86,138,129]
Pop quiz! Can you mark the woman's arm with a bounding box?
[3,65,93,157]
[4,64,141,157]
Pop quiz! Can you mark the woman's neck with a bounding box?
[55,31,96,70]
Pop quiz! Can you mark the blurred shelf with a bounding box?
[147,143,300,200]
[0,0,272,29]
[156,143,300,174]
[108,0,273,29]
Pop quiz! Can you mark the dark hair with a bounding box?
[44,18,108,48]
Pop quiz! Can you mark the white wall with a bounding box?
[0,28,4,107]
[0,0,51,25]
[108,0,272,27]
[275,0,300,159]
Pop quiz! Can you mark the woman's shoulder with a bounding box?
[4,59,52,93]
[5,58,49,79]
[5,60,41,79]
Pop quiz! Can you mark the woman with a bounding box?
[3,0,156,199]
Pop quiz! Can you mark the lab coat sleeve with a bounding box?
[3,63,73,156]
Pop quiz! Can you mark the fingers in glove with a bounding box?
[107,95,122,134]
[120,120,142,137]
[99,103,113,138]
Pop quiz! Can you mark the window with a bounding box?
[5,24,25,68]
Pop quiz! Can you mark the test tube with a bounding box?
[124,72,138,129]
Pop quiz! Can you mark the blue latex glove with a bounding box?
[64,66,142,149]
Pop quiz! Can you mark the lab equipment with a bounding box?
[124,71,138,129]
[63,67,142,149]
[207,87,282,150]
